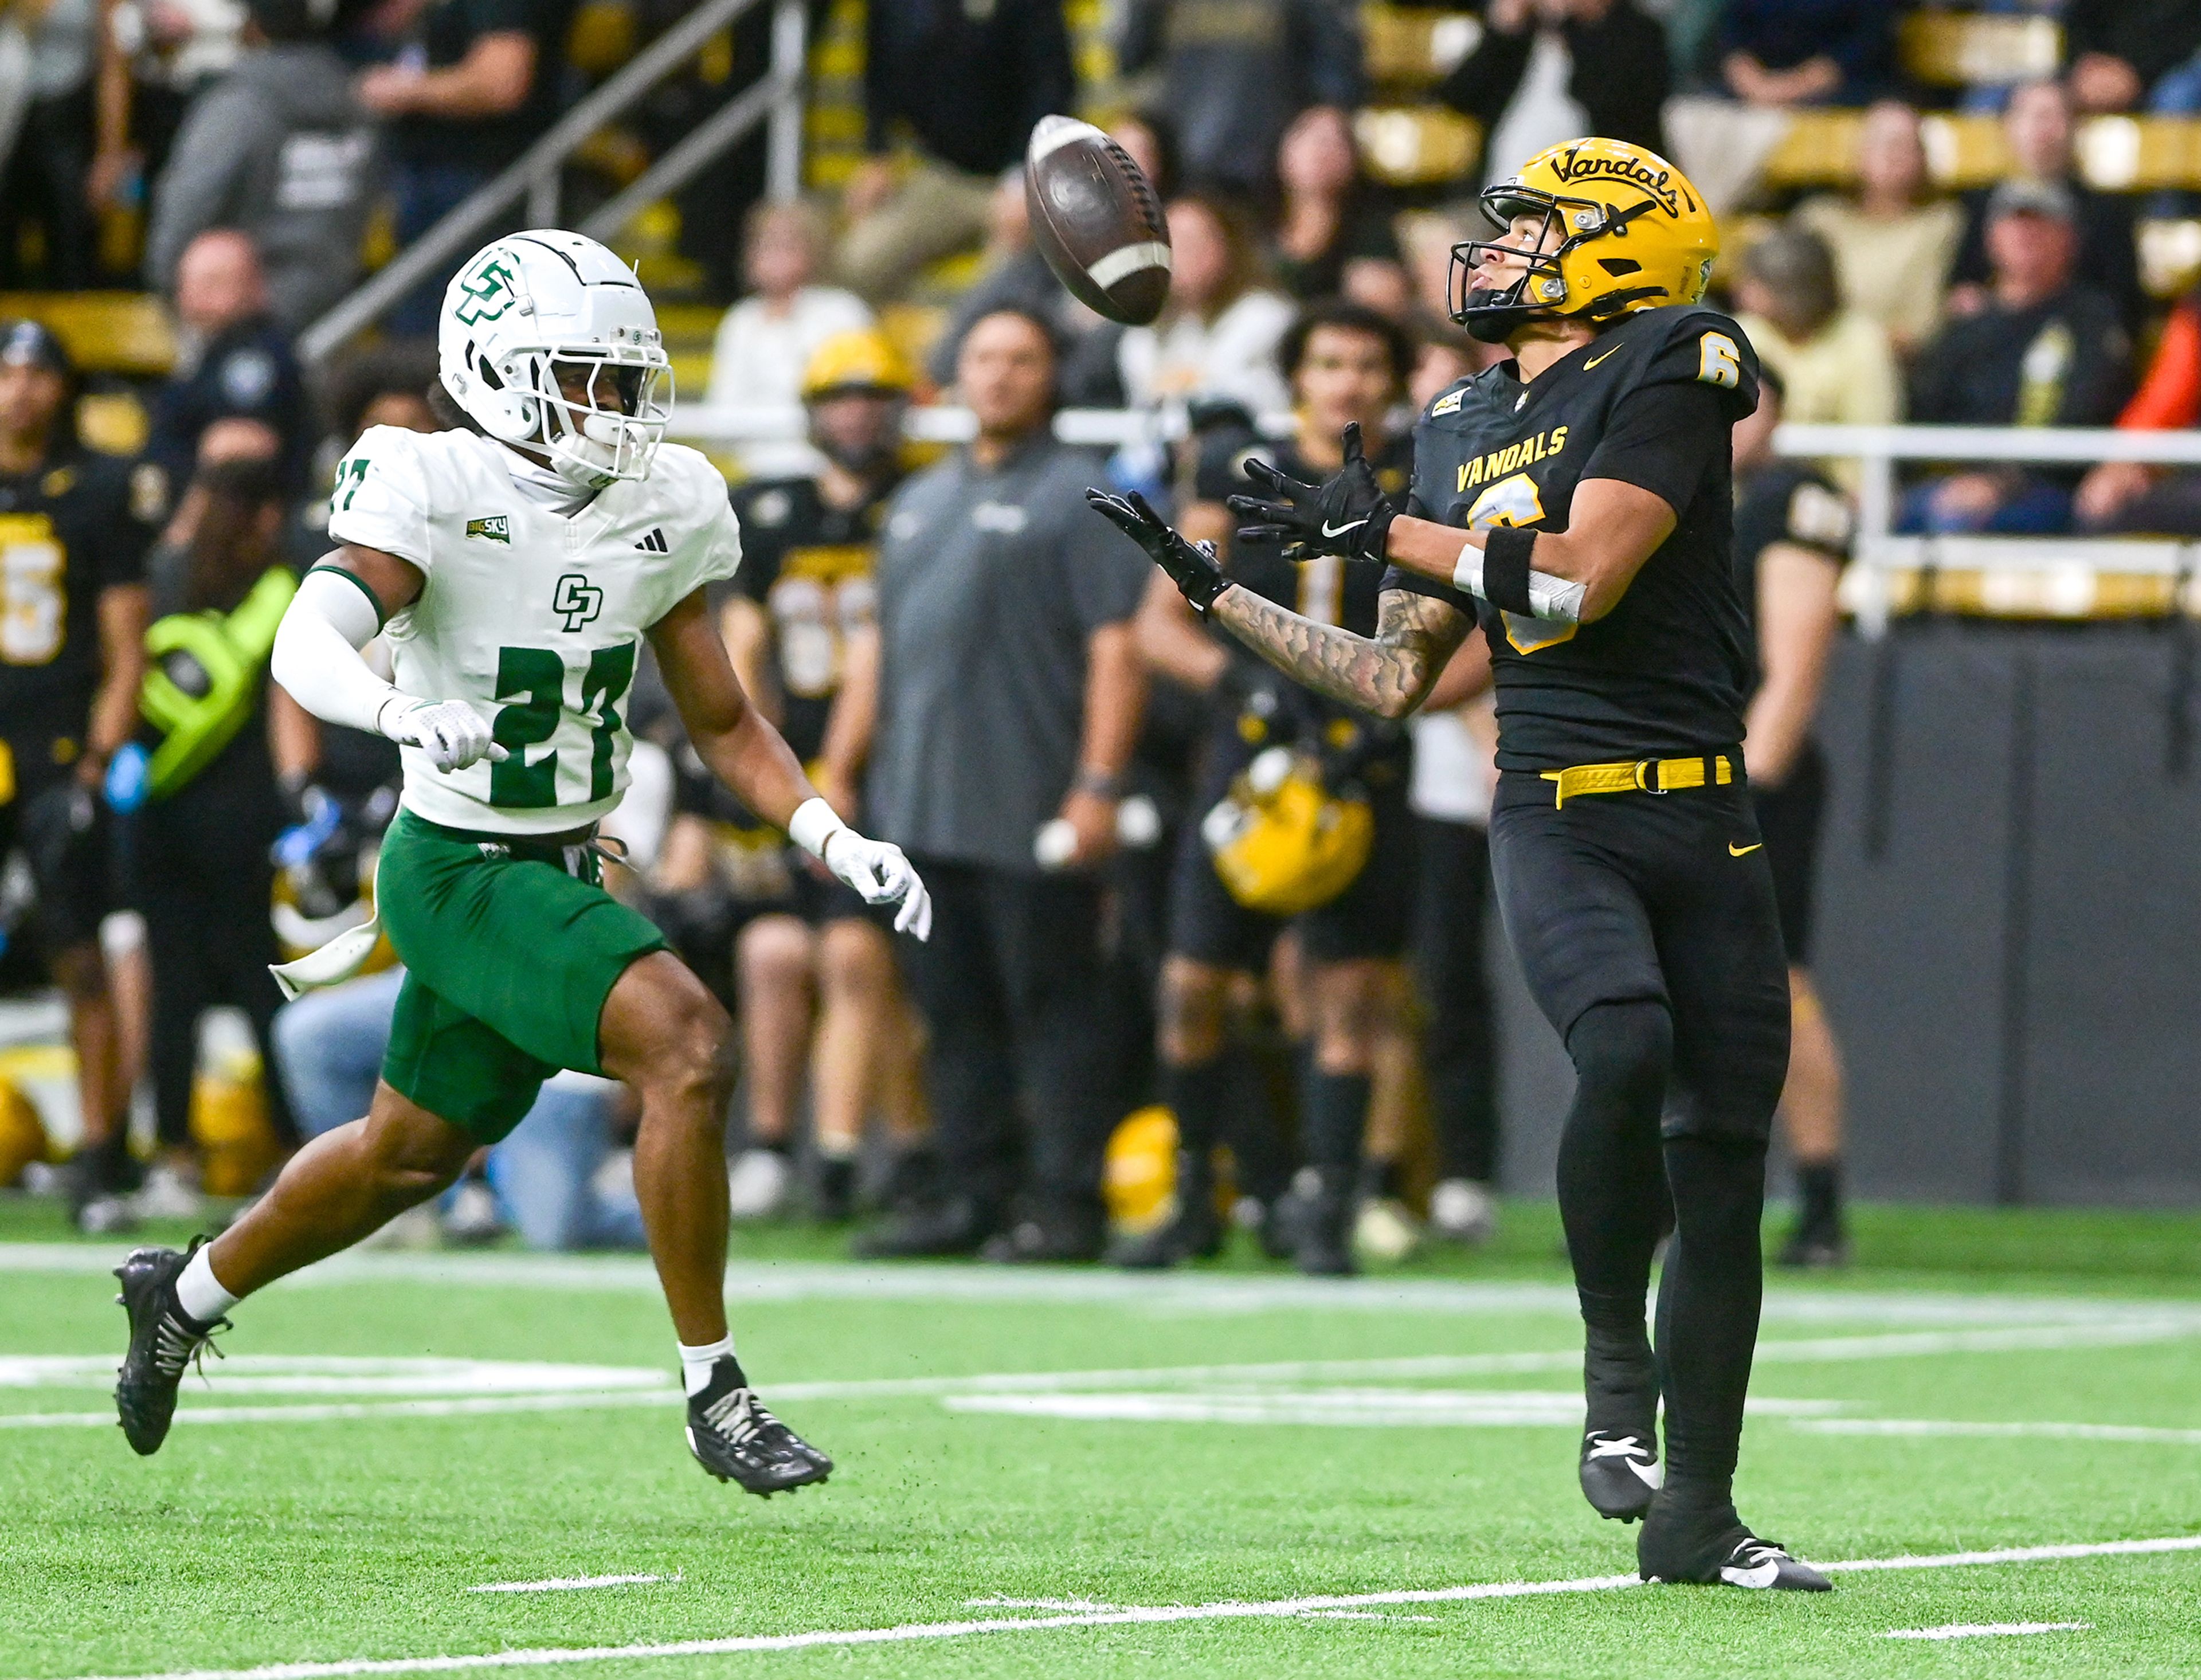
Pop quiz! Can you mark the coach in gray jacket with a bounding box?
[146,0,375,334]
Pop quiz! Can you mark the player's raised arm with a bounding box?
[649,586,931,939]
[269,543,508,772]
[1087,488,1474,720]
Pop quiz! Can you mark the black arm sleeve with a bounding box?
[1578,381,1730,515]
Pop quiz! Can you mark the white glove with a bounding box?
[789,797,931,939]
[381,698,508,774]
[824,830,933,940]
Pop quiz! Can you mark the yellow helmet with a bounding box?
[1451,137,1718,344]
[800,329,914,401]
[1203,749,1374,918]
[0,1079,51,1188]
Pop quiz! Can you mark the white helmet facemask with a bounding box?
[437,230,672,488]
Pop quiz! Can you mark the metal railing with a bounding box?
[299,0,805,367]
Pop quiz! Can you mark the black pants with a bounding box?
[131,778,295,1151]
[1414,816,1499,1184]
[1489,776,1789,1137]
[898,859,1117,1217]
[1491,771,1790,1491]
[0,88,97,289]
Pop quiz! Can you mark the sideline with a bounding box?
[30,1535,2201,1680]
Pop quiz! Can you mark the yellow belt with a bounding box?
[1540,753,1736,809]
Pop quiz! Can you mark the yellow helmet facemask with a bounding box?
[1450,137,1718,345]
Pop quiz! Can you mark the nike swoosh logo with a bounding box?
[1320,518,1366,538]
[1728,842,1762,856]
[1583,348,1619,370]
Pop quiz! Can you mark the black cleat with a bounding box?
[813,1158,857,1224]
[1638,1498,1832,1591]
[852,1195,998,1259]
[1775,1224,1850,1269]
[1110,1158,1223,1270]
[1279,1168,1357,1276]
[981,1204,1106,1264]
[685,1357,832,1495]
[112,1240,227,1456]
[1579,1428,1662,1522]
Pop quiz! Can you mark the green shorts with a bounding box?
[375,808,667,1142]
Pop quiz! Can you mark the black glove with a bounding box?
[1225,421,1395,563]
[1086,488,1233,614]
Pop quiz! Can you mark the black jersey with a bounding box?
[726,473,895,765]
[1387,305,1760,772]
[1731,460,1851,703]
[0,448,156,775]
[1195,426,1415,746]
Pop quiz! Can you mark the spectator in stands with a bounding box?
[1795,100,1964,358]
[1904,182,2132,534]
[1117,0,1360,198]
[1268,104,1406,308]
[1948,81,2142,335]
[323,340,440,450]
[835,0,1073,303]
[125,444,311,1219]
[1733,226,1900,439]
[1109,109,1180,203]
[1117,196,1294,415]
[856,308,1149,1263]
[0,0,133,288]
[123,0,246,191]
[2061,0,2201,115]
[2075,288,2201,536]
[927,171,1080,390]
[704,201,872,477]
[1718,0,1894,107]
[355,0,545,335]
[1436,0,1669,162]
[146,0,377,335]
[145,230,312,510]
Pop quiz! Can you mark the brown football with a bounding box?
[1024,115,1172,327]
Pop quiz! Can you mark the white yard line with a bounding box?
[468,1576,672,1595]
[27,1535,2201,1680]
[1883,1622,2090,1640]
[1799,1419,2201,1445]
[5,1242,2197,1327]
[2,1321,2190,1431]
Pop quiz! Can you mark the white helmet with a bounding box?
[437,230,672,487]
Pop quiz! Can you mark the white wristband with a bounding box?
[788,796,848,862]
[1451,540,1486,597]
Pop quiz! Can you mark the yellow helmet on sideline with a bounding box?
[0,1080,52,1188]
[1450,137,1718,344]
[800,329,914,401]
[1203,749,1374,918]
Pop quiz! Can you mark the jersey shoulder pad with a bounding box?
[1768,464,1853,557]
[1627,306,1760,409]
[328,425,444,566]
[647,443,742,589]
[730,475,810,531]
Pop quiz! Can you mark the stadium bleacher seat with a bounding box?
[1356,106,1482,189]
[1897,9,2061,90]
[1760,112,2201,195]
[0,292,175,376]
[1360,4,1481,90]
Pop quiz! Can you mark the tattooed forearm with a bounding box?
[1210,586,1474,720]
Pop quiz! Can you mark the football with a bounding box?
[1024,114,1173,326]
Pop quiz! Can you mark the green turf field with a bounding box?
[4,1196,2199,1679]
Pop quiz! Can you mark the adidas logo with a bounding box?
[635,527,669,554]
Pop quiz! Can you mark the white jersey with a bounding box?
[327,426,741,835]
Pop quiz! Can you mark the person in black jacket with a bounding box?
[2062,0,2201,114]
[1904,182,2131,534]
[1438,0,1669,163]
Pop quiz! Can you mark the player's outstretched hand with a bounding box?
[1085,488,1232,614]
[388,698,508,773]
[824,831,933,941]
[1226,421,1395,563]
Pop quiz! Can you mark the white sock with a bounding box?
[679,1335,736,1396]
[176,1247,239,1323]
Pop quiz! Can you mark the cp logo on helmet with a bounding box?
[1450,137,1719,345]
[438,230,673,488]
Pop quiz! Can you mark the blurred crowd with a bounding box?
[6,0,2201,1269]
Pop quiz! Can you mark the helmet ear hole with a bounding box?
[1597,258,1643,276]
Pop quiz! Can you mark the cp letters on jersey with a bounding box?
[328,425,742,833]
